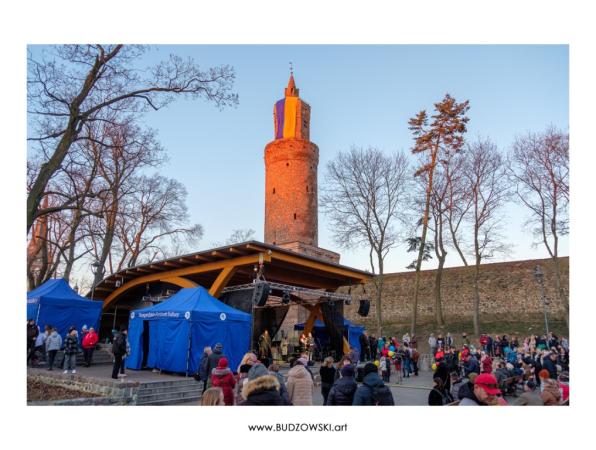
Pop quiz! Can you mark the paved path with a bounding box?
[29,361,471,406]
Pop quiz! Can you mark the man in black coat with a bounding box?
[27,318,39,365]
[542,351,558,379]
[327,364,358,405]
[369,334,378,361]
[205,343,226,382]
[359,332,370,362]
[111,325,128,380]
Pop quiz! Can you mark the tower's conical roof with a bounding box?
[285,75,299,97]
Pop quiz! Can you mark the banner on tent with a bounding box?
[132,311,187,319]
[27,298,39,305]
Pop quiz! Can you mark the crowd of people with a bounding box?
[426,330,570,406]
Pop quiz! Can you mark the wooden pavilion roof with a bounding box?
[90,241,374,310]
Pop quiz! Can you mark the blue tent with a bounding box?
[26,278,103,343]
[294,317,366,355]
[127,287,252,375]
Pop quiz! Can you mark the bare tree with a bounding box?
[407,94,470,335]
[446,136,513,336]
[112,174,204,269]
[321,146,410,337]
[211,229,256,248]
[27,44,238,233]
[509,126,569,325]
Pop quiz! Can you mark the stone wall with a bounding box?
[342,257,569,327]
[27,372,139,406]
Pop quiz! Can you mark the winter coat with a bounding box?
[481,356,493,373]
[437,338,445,349]
[428,388,446,406]
[327,376,358,405]
[479,336,488,347]
[541,384,561,406]
[239,375,293,406]
[410,336,418,349]
[64,334,79,355]
[211,367,236,406]
[464,357,480,376]
[359,334,370,348]
[45,331,62,351]
[514,389,544,406]
[27,323,39,344]
[457,382,483,406]
[348,348,360,364]
[429,337,437,348]
[82,332,98,349]
[446,336,454,348]
[451,379,464,401]
[560,382,569,402]
[495,367,510,385]
[377,338,385,351]
[206,347,226,378]
[269,371,290,401]
[235,373,250,405]
[542,357,558,380]
[199,352,209,382]
[286,365,314,405]
[433,364,451,391]
[369,337,378,351]
[352,372,394,406]
[112,332,127,355]
[319,366,336,385]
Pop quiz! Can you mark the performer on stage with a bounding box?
[258,330,272,359]
[281,332,289,362]
[306,333,315,361]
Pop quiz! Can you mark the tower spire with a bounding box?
[285,65,298,98]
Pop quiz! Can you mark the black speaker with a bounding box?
[252,282,270,307]
[358,299,370,317]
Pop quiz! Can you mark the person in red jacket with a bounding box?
[211,358,236,406]
[82,327,99,367]
[479,334,489,353]
[480,351,493,374]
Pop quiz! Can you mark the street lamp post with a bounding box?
[534,265,550,338]
[90,260,104,301]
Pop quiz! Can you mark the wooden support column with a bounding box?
[302,303,350,355]
[209,266,239,298]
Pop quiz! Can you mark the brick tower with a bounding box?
[264,76,339,263]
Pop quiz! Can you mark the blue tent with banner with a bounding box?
[294,317,366,354]
[126,287,252,375]
[26,278,103,343]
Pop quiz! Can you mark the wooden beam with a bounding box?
[272,251,370,283]
[164,261,184,268]
[179,258,195,264]
[211,251,232,259]
[195,254,212,261]
[160,277,199,289]
[208,266,239,298]
[136,267,156,273]
[101,253,271,309]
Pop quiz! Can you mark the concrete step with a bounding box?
[136,395,202,406]
[138,379,197,389]
[137,389,202,405]
[138,384,201,396]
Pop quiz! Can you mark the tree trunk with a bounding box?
[472,280,480,337]
[435,255,445,326]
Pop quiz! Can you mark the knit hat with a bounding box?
[474,373,501,395]
[215,343,222,348]
[217,358,228,369]
[363,363,378,377]
[340,365,355,378]
[112,329,118,335]
[469,373,478,383]
[506,363,514,370]
[248,363,269,381]
[525,380,537,390]
[240,364,252,374]
[82,325,87,330]
[295,357,308,367]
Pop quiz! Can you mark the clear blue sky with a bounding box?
[122,45,568,273]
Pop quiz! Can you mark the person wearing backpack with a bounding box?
[353,363,394,406]
[428,377,453,405]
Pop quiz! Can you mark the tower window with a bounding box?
[294,213,297,220]
[286,163,289,167]
[306,186,309,192]
[273,188,276,194]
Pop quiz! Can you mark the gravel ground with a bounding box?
[27,379,102,402]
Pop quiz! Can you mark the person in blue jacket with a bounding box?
[352,363,395,405]
[463,353,480,378]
